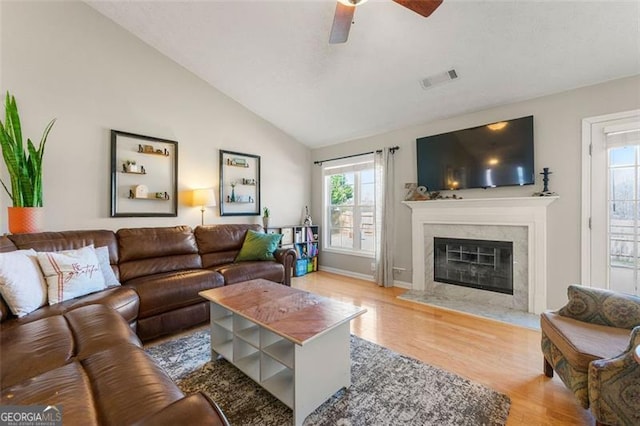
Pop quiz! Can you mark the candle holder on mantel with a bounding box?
[533,167,558,196]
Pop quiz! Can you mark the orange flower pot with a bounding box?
[8,207,44,234]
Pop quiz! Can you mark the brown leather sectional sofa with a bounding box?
[0,224,297,425]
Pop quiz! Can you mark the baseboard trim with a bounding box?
[393,280,413,289]
[318,266,412,288]
[318,266,374,282]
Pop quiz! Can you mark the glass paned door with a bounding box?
[586,111,640,296]
[608,145,639,295]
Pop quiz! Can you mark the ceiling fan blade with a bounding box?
[329,2,356,44]
[392,0,443,18]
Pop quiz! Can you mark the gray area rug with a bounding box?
[146,330,510,425]
[398,291,541,330]
[145,330,510,426]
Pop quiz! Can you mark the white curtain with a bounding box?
[374,148,395,287]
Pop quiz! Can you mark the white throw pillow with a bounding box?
[95,246,121,288]
[37,245,106,305]
[0,249,48,317]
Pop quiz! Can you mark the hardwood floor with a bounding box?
[292,271,594,426]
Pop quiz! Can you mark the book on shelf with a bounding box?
[294,242,319,259]
[294,244,304,258]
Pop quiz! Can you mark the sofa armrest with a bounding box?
[588,325,640,425]
[274,248,297,286]
[558,284,640,329]
[133,393,229,426]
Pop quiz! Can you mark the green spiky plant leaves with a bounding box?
[0,92,55,207]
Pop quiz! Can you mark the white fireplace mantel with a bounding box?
[402,196,558,314]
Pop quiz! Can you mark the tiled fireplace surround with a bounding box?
[403,197,558,315]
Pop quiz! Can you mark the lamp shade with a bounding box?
[192,188,217,207]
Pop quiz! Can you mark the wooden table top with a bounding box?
[199,279,367,345]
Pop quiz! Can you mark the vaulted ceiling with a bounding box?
[87,0,640,147]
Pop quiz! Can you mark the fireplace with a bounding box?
[403,196,558,314]
[434,237,513,295]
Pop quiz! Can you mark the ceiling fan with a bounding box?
[330,0,443,44]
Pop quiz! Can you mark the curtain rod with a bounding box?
[313,146,399,166]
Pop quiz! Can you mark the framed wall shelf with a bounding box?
[219,150,260,216]
[110,130,178,217]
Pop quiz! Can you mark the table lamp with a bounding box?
[192,188,217,226]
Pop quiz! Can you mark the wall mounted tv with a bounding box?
[416,115,534,191]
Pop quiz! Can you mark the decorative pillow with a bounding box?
[95,246,121,288]
[0,249,47,317]
[37,245,106,305]
[235,230,282,262]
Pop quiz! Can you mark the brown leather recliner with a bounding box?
[117,226,225,341]
[2,225,297,341]
[0,304,228,425]
[0,224,298,425]
[195,224,297,285]
[2,230,140,329]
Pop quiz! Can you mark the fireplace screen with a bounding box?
[434,237,513,295]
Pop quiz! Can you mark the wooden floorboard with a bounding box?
[292,271,594,426]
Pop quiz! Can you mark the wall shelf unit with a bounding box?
[219,150,260,216]
[110,130,178,217]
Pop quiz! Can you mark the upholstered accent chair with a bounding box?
[540,285,640,426]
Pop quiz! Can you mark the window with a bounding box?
[322,155,375,257]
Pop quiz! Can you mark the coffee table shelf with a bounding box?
[211,338,232,360]
[261,366,294,407]
[263,339,294,369]
[235,324,260,347]
[213,316,232,331]
[234,350,260,381]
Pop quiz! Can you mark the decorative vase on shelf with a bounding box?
[230,186,236,202]
[262,217,269,230]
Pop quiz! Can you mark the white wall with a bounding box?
[312,75,640,309]
[0,1,309,232]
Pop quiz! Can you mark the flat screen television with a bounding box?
[416,115,534,191]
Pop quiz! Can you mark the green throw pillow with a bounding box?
[235,230,282,262]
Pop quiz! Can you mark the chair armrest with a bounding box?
[274,248,297,286]
[133,393,229,426]
[558,285,640,328]
[626,325,640,352]
[588,325,640,425]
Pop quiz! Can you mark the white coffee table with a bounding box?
[199,279,366,425]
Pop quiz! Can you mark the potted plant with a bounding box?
[262,207,270,229]
[0,92,55,234]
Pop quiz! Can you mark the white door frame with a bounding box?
[581,109,640,288]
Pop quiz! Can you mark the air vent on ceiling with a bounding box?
[420,68,459,90]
